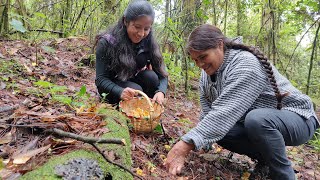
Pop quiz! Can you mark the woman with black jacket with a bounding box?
[95,0,168,104]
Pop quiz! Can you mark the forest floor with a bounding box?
[0,37,319,180]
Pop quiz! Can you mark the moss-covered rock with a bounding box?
[22,108,133,180]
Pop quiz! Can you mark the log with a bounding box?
[20,108,134,180]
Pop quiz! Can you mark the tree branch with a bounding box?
[47,128,143,179]
[46,128,126,145]
[255,16,271,46]
[9,29,64,35]
[284,17,320,72]
[91,143,143,180]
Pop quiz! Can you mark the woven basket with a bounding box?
[119,90,164,133]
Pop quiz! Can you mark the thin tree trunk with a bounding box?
[0,0,10,35]
[270,0,277,65]
[70,1,86,31]
[306,22,320,95]
[16,0,29,29]
[165,0,170,24]
[60,0,70,38]
[224,0,228,35]
[236,0,241,36]
[212,0,217,25]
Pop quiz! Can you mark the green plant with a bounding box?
[33,80,94,110]
[309,130,320,153]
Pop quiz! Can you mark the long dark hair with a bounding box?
[96,0,167,81]
[187,24,287,109]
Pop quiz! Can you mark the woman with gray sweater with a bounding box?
[164,24,319,180]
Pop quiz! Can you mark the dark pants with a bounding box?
[106,70,159,104]
[217,108,318,180]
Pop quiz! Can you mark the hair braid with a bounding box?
[225,42,287,109]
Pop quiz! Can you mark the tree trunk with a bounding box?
[236,0,241,36]
[0,0,10,36]
[165,0,170,24]
[60,0,71,38]
[16,0,29,29]
[223,0,228,35]
[269,0,277,65]
[306,22,320,95]
[212,0,217,26]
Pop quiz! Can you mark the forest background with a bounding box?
[0,0,320,177]
[2,0,319,100]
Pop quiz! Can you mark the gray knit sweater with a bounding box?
[181,48,319,150]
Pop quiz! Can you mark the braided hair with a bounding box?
[187,24,287,109]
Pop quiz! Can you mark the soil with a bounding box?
[0,38,319,180]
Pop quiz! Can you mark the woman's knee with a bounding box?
[138,70,159,87]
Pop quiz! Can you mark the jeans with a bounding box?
[217,108,318,180]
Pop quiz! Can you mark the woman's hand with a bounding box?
[153,92,165,105]
[120,87,137,101]
[164,140,195,175]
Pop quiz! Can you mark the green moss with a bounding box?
[22,108,133,180]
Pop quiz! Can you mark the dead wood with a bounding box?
[46,128,143,179]
[46,128,126,145]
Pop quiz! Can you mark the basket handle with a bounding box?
[134,90,154,112]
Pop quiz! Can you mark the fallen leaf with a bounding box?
[160,154,167,162]
[0,82,6,90]
[164,145,171,151]
[0,132,12,145]
[40,75,46,80]
[177,176,189,180]
[241,172,251,180]
[305,169,315,176]
[9,48,18,55]
[13,138,39,157]
[75,105,85,114]
[22,63,33,73]
[199,153,218,162]
[13,144,51,164]
[106,151,116,161]
[146,161,156,173]
[304,161,313,169]
[214,147,222,153]
[136,168,145,176]
[175,112,185,117]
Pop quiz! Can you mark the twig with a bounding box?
[17,50,33,61]
[91,143,144,180]
[46,128,141,178]
[9,29,64,35]
[46,128,126,145]
[160,119,170,144]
